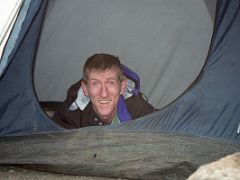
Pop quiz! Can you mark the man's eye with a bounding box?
[108,81,115,85]
[91,81,99,86]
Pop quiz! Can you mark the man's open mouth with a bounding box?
[98,99,111,104]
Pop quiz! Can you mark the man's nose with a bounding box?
[100,84,108,97]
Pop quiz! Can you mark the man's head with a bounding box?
[81,53,127,124]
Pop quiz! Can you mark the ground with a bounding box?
[0,166,125,180]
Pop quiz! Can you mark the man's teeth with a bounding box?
[99,99,111,104]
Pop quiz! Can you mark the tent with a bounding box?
[0,0,240,179]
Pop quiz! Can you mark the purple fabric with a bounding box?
[117,95,132,122]
[121,63,140,96]
[116,64,141,122]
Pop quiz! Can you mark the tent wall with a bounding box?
[0,0,61,135]
[34,0,215,108]
[0,0,27,76]
[115,0,240,143]
[0,0,24,60]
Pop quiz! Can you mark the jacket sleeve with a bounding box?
[52,101,82,129]
[125,93,155,120]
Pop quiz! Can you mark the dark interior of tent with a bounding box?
[0,0,240,179]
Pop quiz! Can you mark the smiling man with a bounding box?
[53,53,155,129]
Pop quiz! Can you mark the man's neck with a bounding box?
[99,113,116,124]
[92,105,116,124]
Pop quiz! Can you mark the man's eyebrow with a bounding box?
[88,77,117,81]
[89,78,100,82]
[106,77,117,80]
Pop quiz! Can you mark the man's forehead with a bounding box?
[88,68,118,78]
[88,68,118,75]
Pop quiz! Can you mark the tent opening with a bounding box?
[34,0,215,116]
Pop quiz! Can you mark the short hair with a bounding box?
[82,53,125,83]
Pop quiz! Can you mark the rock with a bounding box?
[187,152,240,180]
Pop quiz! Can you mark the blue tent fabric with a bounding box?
[0,0,61,136]
[0,0,31,77]
[0,0,240,145]
[114,0,240,143]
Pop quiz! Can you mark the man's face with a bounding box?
[82,68,126,123]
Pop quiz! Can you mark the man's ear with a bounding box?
[120,79,127,95]
[81,80,89,96]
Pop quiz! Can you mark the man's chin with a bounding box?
[99,112,112,118]
[97,109,114,119]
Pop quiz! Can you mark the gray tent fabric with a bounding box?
[0,127,239,179]
[34,0,214,109]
